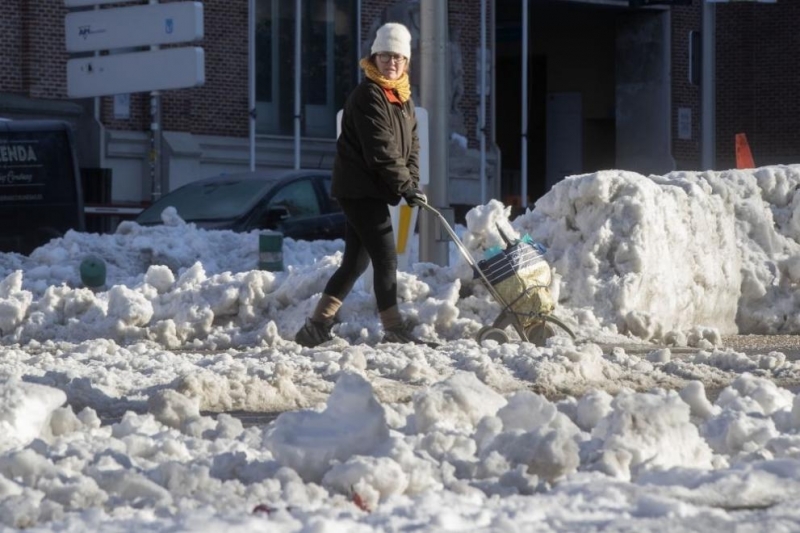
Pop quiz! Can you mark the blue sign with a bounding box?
[165,18,174,34]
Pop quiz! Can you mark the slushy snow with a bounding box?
[0,166,798,530]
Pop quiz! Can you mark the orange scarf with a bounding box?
[359,57,411,103]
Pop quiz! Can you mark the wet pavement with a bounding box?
[97,335,800,428]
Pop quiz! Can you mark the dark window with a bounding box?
[320,176,341,212]
[268,179,320,217]
[255,0,357,137]
[137,180,272,224]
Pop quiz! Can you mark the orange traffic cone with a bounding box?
[735,133,755,169]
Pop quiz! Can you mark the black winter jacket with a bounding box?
[331,79,420,206]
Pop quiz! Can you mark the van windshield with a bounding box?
[137,179,273,224]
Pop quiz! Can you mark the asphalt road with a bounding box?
[596,334,800,360]
[721,334,800,360]
[97,335,800,427]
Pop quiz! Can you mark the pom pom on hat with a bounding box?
[371,22,412,59]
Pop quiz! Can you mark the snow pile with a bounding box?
[0,165,799,529]
[0,370,799,529]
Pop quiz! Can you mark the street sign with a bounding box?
[65,0,137,7]
[67,47,205,98]
[66,2,202,53]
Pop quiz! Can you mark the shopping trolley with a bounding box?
[420,202,575,345]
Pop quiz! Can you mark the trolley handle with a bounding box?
[418,202,477,269]
[418,202,514,310]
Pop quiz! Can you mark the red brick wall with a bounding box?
[670,3,701,170]
[361,0,488,149]
[2,0,71,99]
[0,0,246,136]
[668,2,798,172]
[0,0,24,94]
[102,0,248,137]
[449,0,485,149]
[716,2,799,170]
[3,0,487,150]
[15,0,798,173]
[360,0,395,45]
[715,4,757,170]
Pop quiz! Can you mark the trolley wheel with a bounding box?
[542,314,576,340]
[525,321,557,346]
[476,326,510,344]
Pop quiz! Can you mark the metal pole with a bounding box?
[93,4,100,122]
[490,0,498,201]
[294,0,302,169]
[150,91,162,199]
[248,0,256,171]
[149,0,162,200]
[419,0,449,266]
[356,0,362,81]
[701,1,716,170]
[479,0,487,205]
[520,0,529,208]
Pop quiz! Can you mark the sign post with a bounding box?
[64,0,205,201]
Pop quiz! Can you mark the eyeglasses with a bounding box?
[377,53,407,65]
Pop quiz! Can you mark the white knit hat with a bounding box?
[371,22,412,59]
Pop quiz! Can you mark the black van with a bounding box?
[0,120,85,255]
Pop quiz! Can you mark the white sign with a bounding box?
[66,2,203,53]
[65,0,138,7]
[113,94,130,120]
[67,47,205,98]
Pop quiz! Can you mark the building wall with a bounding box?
[447,0,484,147]
[3,0,70,100]
[0,0,24,94]
[361,0,489,148]
[4,1,797,203]
[100,0,249,138]
[3,0,488,147]
[716,2,800,170]
[670,3,702,171]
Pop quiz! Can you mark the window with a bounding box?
[320,176,341,212]
[268,179,320,218]
[255,0,357,138]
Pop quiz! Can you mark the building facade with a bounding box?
[1,0,798,215]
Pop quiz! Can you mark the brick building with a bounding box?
[1,0,797,213]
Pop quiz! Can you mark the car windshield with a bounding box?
[137,179,272,224]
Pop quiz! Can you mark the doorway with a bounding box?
[494,0,670,205]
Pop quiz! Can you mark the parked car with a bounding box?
[135,169,345,241]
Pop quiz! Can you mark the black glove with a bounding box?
[403,188,427,207]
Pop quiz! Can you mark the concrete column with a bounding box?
[701,1,716,170]
[419,0,449,266]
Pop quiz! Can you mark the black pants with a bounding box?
[323,198,397,312]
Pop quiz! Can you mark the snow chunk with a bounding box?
[0,380,66,453]
[264,372,389,482]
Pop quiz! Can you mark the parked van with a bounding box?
[0,120,85,255]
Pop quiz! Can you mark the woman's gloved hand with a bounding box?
[403,188,428,207]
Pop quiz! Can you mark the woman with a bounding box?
[295,22,433,348]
